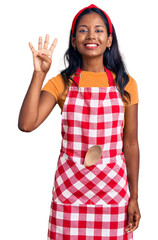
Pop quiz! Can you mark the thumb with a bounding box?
[37,53,52,64]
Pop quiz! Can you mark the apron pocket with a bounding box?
[91,160,129,205]
[53,154,129,205]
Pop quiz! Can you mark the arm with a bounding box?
[18,34,58,132]
[123,103,141,232]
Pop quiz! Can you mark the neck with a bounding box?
[81,56,105,72]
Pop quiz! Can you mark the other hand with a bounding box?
[125,198,141,233]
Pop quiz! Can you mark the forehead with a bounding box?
[77,12,106,27]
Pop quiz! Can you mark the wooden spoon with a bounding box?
[84,145,102,166]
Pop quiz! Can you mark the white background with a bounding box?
[1,0,157,239]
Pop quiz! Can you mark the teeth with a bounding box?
[85,44,98,47]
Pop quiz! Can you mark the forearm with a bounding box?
[18,71,46,131]
[123,142,140,200]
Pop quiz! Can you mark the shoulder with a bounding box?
[42,74,66,102]
[110,71,139,106]
[125,75,138,90]
[49,73,73,85]
[110,71,138,88]
[125,75,139,100]
[110,71,138,86]
[125,75,139,106]
[42,73,65,94]
[48,73,74,99]
[49,73,65,85]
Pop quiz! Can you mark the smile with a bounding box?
[84,43,99,49]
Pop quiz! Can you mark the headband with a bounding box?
[71,4,113,35]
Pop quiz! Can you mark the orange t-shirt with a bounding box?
[42,70,139,126]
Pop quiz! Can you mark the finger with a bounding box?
[125,213,134,232]
[129,213,141,232]
[28,42,36,54]
[129,225,137,232]
[37,53,52,64]
[129,221,138,232]
[49,38,58,53]
[125,223,133,232]
[38,36,42,50]
[44,34,49,49]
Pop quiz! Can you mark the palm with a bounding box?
[29,34,58,73]
[33,49,52,72]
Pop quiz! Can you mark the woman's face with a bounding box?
[71,12,112,59]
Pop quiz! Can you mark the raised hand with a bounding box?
[28,34,58,74]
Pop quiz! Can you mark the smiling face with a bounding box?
[71,12,112,60]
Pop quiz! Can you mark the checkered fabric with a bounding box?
[48,67,133,239]
[48,201,133,240]
[61,72,124,164]
[53,152,129,206]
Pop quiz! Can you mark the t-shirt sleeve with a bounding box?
[41,74,65,103]
[124,75,139,106]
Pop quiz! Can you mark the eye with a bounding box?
[79,29,88,33]
[96,29,103,32]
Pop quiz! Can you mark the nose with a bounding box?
[86,29,96,40]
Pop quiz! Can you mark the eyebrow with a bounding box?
[95,25,105,28]
[78,24,105,28]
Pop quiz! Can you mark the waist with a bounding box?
[60,149,125,166]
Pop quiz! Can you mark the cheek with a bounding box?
[75,34,85,43]
[100,34,108,42]
[76,39,85,49]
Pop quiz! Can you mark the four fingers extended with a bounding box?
[49,38,58,53]
[28,34,58,54]
[38,36,42,50]
[44,34,49,49]
[28,42,36,54]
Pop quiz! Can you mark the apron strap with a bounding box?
[72,68,81,86]
[104,67,115,87]
[72,66,115,87]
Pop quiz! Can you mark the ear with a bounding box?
[71,35,76,48]
[107,34,113,48]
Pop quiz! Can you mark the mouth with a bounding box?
[84,43,99,50]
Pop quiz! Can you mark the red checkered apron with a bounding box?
[48,67,133,240]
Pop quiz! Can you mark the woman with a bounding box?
[18,4,141,239]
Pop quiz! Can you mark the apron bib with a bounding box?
[48,67,133,240]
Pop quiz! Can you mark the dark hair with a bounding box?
[60,7,131,104]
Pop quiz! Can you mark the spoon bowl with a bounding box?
[84,145,102,166]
